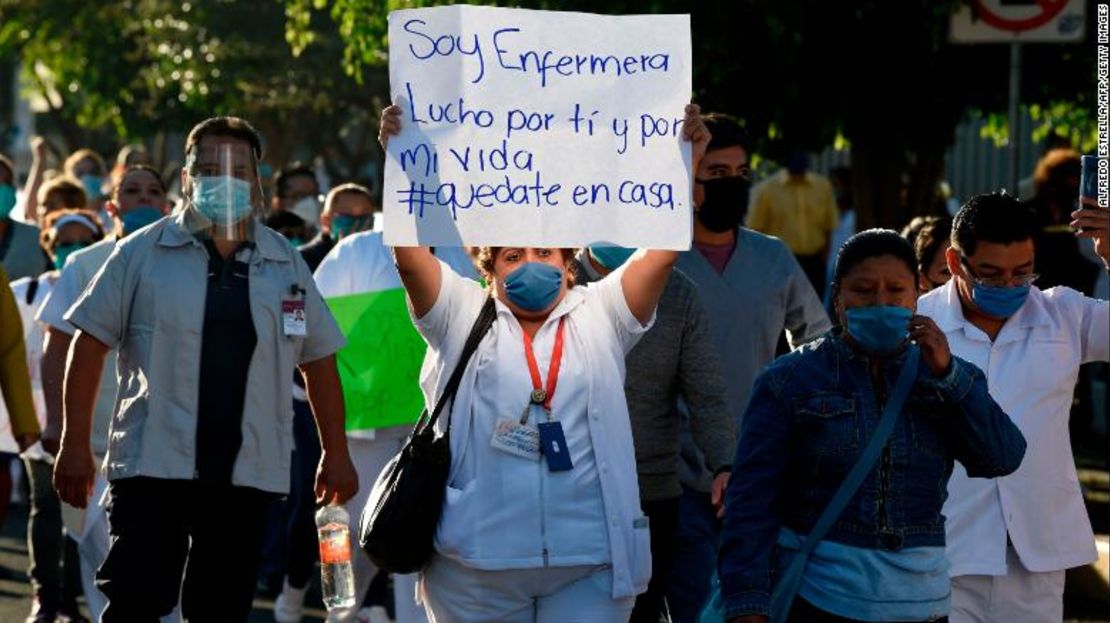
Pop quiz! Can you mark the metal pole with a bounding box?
[1008,41,1021,195]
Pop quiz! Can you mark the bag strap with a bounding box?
[25,276,39,306]
[419,297,497,434]
[771,346,920,619]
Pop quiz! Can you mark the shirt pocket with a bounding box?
[793,392,860,456]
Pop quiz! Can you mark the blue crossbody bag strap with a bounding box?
[768,346,920,621]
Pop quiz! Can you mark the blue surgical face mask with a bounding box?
[589,245,636,271]
[53,242,88,270]
[120,205,163,235]
[504,262,564,312]
[331,213,373,240]
[192,176,253,225]
[844,305,913,354]
[0,184,15,220]
[80,174,104,200]
[971,283,1030,318]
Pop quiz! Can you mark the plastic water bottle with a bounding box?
[316,504,356,610]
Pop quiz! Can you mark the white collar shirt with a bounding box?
[917,280,1109,576]
[412,259,655,599]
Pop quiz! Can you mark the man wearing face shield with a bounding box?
[51,117,358,623]
[667,114,831,623]
[917,192,1109,622]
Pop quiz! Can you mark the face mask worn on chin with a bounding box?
[0,185,15,220]
[504,262,563,312]
[588,245,636,271]
[695,176,751,233]
[120,205,163,234]
[844,305,913,354]
[192,176,254,225]
[971,282,1030,318]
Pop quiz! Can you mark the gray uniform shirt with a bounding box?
[573,254,735,501]
[675,228,831,492]
[65,212,346,493]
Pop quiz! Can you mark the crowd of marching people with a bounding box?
[0,103,1104,623]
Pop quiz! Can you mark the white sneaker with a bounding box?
[273,579,307,623]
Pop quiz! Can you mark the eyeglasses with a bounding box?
[959,258,1038,289]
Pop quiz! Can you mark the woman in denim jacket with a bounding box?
[718,230,1026,623]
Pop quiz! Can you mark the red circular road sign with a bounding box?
[974,0,1070,32]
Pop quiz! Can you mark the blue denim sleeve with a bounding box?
[922,356,1027,477]
[718,370,793,617]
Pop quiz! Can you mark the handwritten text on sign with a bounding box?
[383,5,693,249]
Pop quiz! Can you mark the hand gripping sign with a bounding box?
[382,5,694,250]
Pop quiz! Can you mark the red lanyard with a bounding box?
[522,317,567,414]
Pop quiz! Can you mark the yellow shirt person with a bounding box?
[746,169,840,257]
[0,265,41,448]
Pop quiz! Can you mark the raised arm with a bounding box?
[21,136,48,223]
[620,250,677,325]
[379,103,444,318]
[620,103,710,324]
[393,247,443,320]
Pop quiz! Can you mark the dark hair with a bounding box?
[832,229,919,290]
[702,113,751,156]
[112,164,166,199]
[901,215,936,249]
[913,217,952,274]
[185,117,264,161]
[264,210,306,230]
[38,176,88,210]
[274,163,318,199]
[468,247,577,291]
[1032,148,1079,198]
[950,192,1038,257]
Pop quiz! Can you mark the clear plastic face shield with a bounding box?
[183,138,266,241]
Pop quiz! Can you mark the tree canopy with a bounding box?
[1,0,1096,224]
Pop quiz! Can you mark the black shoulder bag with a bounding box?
[359,297,496,573]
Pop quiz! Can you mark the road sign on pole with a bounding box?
[950,0,1085,43]
[950,0,1086,192]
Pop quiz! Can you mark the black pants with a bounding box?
[98,477,277,623]
[788,597,950,623]
[286,398,323,589]
[631,497,680,623]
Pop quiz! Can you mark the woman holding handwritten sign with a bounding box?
[379,103,709,622]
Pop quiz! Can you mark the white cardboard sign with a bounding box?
[383,5,693,250]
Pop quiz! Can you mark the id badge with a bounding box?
[538,421,573,472]
[491,418,540,460]
[282,299,307,337]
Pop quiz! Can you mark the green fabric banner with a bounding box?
[325,288,426,432]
